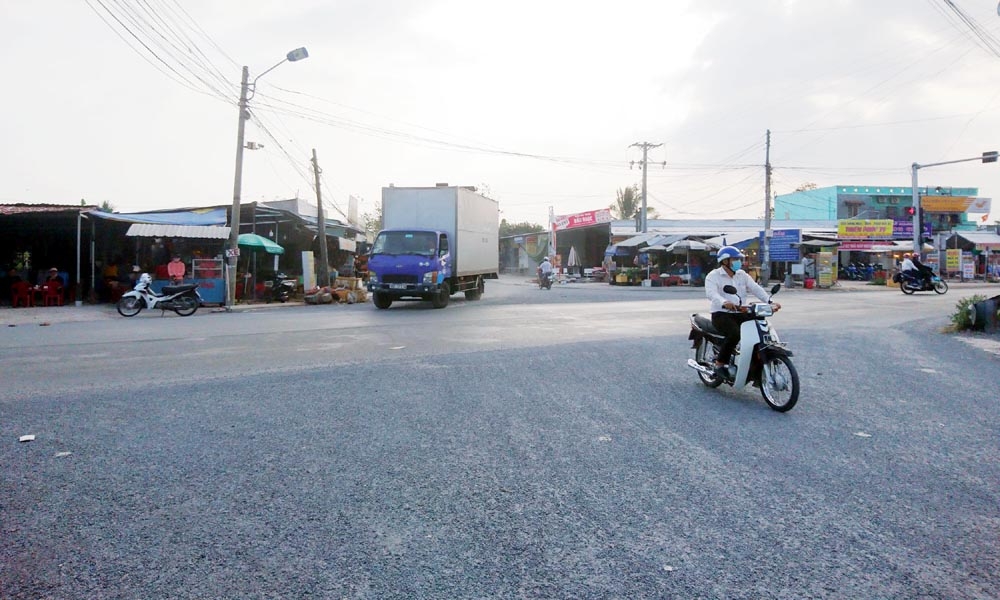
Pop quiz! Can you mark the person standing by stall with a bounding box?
[167,255,186,284]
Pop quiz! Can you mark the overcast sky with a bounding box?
[3,0,1000,226]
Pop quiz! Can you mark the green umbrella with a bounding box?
[237,233,284,255]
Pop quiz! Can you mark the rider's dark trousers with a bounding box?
[711,311,756,364]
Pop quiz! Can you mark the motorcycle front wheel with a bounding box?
[933,280,949,294]
[116,296,143,317]
[173,294,199,316]
[760,354,799,412]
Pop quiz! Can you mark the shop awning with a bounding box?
[615,232,667,247]
[89,208,229,225]
[947,231,1000,251]
[604,244,631,257]
[125,224,231,239]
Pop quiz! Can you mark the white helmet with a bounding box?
[717,246,744,262]
[139,273,152,285]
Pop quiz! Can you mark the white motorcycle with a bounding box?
[116,273,202,317]
[686,283,799,412]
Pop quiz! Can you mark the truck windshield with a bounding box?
[372,231,438,257]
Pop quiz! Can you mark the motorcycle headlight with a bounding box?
[423,271,438,284]
[754,303,774,317]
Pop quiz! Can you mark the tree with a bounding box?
[361,204,383,240]
[499,219,545,237]
[610,185,658,220]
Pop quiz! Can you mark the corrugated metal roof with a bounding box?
[125,224,231,239]
[0,203,97,215]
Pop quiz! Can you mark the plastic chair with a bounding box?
[44,283,64,306]
[11,281,33,307]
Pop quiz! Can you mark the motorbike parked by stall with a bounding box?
[116,273,202,317]
[686,283,800,412]
[267,272,297,303]
[893,271,948,295]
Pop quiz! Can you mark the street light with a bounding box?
[909,150,996,261]
[226,47,309,309]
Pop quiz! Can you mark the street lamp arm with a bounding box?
[914,154,993,170]
[252,58,288,88]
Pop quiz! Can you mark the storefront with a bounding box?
[124,224,230,304]
[943,231,1000,281]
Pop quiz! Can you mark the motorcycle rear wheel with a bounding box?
[933,280,948,294]
[116,296,143,317]
[173,295,199,316]
[900,281,916,295]
[695,340,724,388]
[760,354,799,412]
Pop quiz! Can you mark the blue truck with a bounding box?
[367,185,499,309]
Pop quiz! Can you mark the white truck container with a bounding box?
[367,185,499,309]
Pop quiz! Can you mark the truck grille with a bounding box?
[382,274,418,284]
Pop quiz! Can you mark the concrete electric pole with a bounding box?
[312,148,331,288]
[629,142,664,233]
[225,66,250,310]
[224,48,309,310]
[762,129,773,283]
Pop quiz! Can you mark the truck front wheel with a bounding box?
[373,292,392,309]
[431,282,450,309]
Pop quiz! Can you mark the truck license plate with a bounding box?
[389,283,408,289]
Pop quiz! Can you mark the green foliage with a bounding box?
[499,219,545,236]
[950,294,987,331]
[361,204,383,240]
[610,185,658,220]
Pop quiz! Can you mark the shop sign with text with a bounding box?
[552,208,613,230]
[919,196,991,213]
[891,219,932,240]
[837,219,894,239]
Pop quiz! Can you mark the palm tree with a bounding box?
[610,185,658,220]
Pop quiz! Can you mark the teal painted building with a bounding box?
[774,185,980,233]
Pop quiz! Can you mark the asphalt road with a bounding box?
[2,277,999,599]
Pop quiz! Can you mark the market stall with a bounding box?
[125,224,230,304]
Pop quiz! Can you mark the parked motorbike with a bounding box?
[116,273,202,317]
[538,270,553,290]
[686,283,800,412]
[893,271,948,295]
[267,272,297,303]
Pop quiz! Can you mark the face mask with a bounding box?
[730,260,743,271]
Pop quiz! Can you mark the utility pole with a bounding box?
[225,66,250,310]
[630,142,664,233]
[312,148,330,287]
[762,129,773,283]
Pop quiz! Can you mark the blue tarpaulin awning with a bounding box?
[87,208,229,225]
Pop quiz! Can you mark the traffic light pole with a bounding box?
[909,151,997,259]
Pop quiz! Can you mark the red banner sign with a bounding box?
[552,208,612,231]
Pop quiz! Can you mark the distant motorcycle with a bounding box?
[267,272,297,303]
[537,269,553,290]
[116,273,201,317]
[894,271,948,295]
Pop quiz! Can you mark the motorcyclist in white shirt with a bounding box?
[705,246,780,378]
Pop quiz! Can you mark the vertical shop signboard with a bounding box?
[962,252,975,279]
[817,251,834,288]
[301,251,316,291]
[946,249,961,275]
